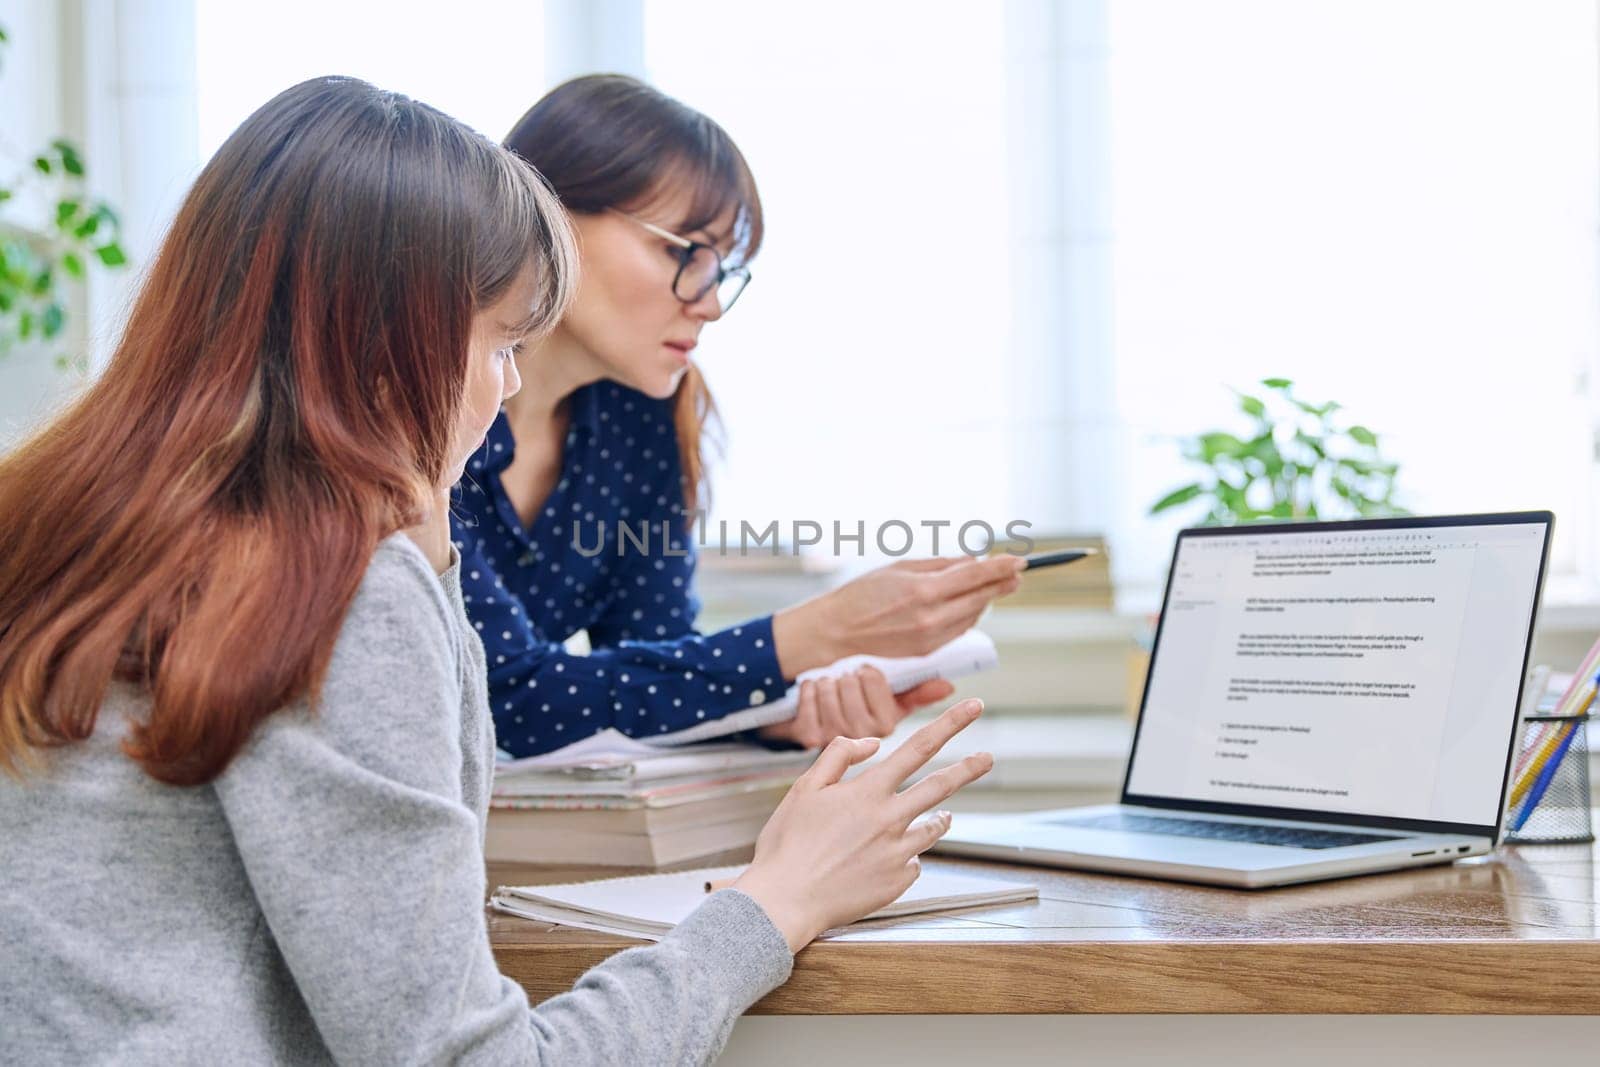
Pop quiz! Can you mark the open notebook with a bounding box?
[490,863,1037,941]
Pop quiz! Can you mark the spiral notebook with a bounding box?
[490,862,1037,941]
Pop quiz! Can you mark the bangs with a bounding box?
[503,74,763,266]
[472,149,578,340]
[643,142,764,265]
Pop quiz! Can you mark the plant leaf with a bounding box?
[1291,430,1326,459]
[55,141,84,177]
[1198,432,1248,462]
[1347,424,1378,446]
[62,252,83,278]
[1291,398,1330,417]
[1239,393,1266,418]
[1246,432,1281,464]
[1261,377,1293,391]
[1337,456,1385,476]
[1215,480,1249,516]
[1150,482,1205,514]
[95,243,127,267]
[42,302,64,338]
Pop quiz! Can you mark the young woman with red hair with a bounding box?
[0,76,993,1064]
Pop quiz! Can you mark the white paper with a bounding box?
[496,728,664,773]
[642,628,999,746]
[492,744,814,794]
[497,628,999,770]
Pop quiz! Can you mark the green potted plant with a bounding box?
[0,22,128,374]
[1150,378,1406,524]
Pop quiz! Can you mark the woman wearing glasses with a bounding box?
[457,76,1024,757]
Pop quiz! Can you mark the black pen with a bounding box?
[1020,548,1099,571]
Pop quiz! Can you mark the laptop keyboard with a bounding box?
[1046,811,1401,850]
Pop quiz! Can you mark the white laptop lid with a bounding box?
[1121,512,1553,840]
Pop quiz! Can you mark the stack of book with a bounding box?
[487,744,814,867]
[488,628,999,866]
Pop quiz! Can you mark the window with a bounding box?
[1107,0,1600,602]
[644,1,1016,558]
[647,0,1600,606]
[195,0,545,156]
[191,1,1600,605]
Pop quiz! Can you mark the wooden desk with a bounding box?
[489,840,1600,1016]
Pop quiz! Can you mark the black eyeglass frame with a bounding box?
[610,209,753,312]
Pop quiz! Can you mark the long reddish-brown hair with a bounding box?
[0,77,575,785]
[503,75,765,517]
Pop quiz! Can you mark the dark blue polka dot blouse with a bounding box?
[450,381,786,757]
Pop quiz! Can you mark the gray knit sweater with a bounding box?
[0,534,793,1065]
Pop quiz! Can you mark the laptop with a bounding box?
[936,511,1554,888]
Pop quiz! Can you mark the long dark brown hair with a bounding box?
[0,76,575,785]
[503,74,764,516]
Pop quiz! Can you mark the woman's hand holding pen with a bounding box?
[756,666,955,749]
[771,555,1025,679]
[732,698,994,953]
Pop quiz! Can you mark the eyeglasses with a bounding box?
[609,209,752,313]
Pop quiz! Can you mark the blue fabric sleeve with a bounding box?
[463,540,788,758]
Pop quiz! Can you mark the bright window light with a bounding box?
[644,1,1013,555]
[194,0,545,156]
[1108,0,1600,589]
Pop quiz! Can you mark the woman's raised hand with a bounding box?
[772,555,1024,679]
[732,698,993,953]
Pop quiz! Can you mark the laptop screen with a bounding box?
[1122,513,1552,836]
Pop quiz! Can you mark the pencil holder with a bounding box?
[1504,712,1593,845]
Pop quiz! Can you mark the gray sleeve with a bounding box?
[526,888,792,1064]
[214,540,793,1066]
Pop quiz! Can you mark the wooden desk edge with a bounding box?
[493,937,1600,1015]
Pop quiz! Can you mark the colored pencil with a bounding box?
[1512,720,1582,832]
